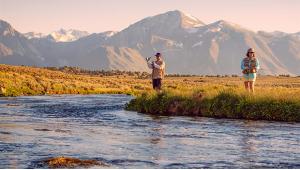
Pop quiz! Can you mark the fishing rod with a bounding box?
[145,56,152,62]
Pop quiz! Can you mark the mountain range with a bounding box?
[1,10,299,75]
[24,29,90,42]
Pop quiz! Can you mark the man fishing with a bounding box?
[146,52,165,92]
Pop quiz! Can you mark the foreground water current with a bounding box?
[0,95,299,168]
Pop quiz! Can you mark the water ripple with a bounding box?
[0,94,299,168]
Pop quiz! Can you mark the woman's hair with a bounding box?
[246,52,256,57]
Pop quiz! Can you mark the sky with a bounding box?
[0,0,299,34]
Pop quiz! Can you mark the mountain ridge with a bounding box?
[0,10,299,75]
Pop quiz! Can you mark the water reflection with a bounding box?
[238,121,259,167]
[0,95,299,168]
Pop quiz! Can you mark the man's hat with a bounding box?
[247,48,255,53]
[155,52,161,57]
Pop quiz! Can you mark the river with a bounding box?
[0,95,299,168]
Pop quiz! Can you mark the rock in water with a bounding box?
[44,156,108,168]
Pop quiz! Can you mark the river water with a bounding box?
[0,94,299,168]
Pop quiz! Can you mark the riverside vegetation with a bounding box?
[1,64,300,122]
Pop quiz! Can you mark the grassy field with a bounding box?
[1,64,300,121]
[1,64,299,96]
[0,64,152,96]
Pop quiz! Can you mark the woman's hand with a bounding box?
[251,68,257,73]
[242,69,249,74]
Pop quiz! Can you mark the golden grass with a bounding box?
[1,64,300,100]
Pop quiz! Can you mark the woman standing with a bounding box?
[241,48,260,92]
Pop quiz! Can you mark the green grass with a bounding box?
[125,88,300,122]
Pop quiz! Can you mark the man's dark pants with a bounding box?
[152,78,162,90]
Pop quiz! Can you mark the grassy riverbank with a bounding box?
[1,64,300,122]
[125,87,300,122]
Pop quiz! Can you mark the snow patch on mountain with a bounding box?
[105,31,117,37]
[179,10,205,28]
[49,29,90,42]
[24,32,46,39]
[99,31,118,40]
[0,20,17,36]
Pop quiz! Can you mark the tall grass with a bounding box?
[126,87,300,122]
[0,64,149,96]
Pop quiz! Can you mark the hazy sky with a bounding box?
[1,0,299,34]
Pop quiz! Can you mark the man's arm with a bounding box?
[153,61,165,70]
[147,61,153,69]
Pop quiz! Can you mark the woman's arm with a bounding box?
[241,59,245,70]
[256,58,260,70]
